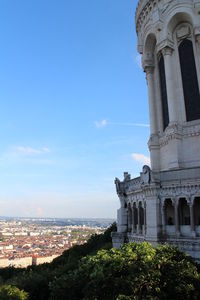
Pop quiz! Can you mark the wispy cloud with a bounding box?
[15,146,50,156]
[108,122,149,127]
[95,119,149,129]
[94,119,107,128]
[132,153,150,165]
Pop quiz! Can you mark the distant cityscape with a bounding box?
[0,217,115,268]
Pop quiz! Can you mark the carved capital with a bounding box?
[185,196,192,206]
[143,57,154,74]
[193,27,200,44]
[176,24,191,42]
[172,197,178,207]
[144,65,154,75]
[162,46,174,56]
[190,195,196,205]
[194,26,200,35]
[156,38,174,54]
[196,35,200,45]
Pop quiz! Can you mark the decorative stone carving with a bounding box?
[115,178,123,195]
[161,0,173,14]
[123,172,131,182]
[141,165,151,185]
[176,25,191,41]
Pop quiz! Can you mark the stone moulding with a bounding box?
[148,121,200,148]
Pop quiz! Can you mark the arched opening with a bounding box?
[194,197,200,226]
[178,198,190,225]
[165,198,174,225]
[179,39,200,121]
[138,202,144,234]
[127,204,132,233]
[133,203,138,232]
[139,204,144,226]
[144,33,156,59]
[159,54,169,130]
[167,12,193,40]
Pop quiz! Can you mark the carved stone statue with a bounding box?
[115,178,121,194]
[141,165,151,185]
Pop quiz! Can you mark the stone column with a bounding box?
[162,46,177,124]
[145,65,157,135]
[189,201,196,238]
[174,199,180,237]
[117,195,128,233]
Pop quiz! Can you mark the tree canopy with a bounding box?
[49,242,200,300]
[0,224,200,300]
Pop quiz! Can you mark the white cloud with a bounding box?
[108,122,149,127]
[15,146,50,156]
[132,153,150,165]
[135,54,142,69]
[95,119,107,128]
[95,119,149,129]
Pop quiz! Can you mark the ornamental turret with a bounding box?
[136,0,200,171]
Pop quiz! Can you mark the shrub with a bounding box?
[0,284,28,300]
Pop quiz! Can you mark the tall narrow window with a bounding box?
[179,39,200,121]
[159,55,169,130]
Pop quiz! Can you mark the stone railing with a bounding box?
[124,176,142,193]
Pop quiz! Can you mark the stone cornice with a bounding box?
[158,122,200,148]
[160,183,200,203]
[159,123,183,147]
[126,182,200,206]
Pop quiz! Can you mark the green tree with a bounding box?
[50,242,200,300]
[0,284,28,300]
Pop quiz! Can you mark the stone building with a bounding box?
[112,0,200,261]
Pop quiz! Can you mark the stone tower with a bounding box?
[112,0,200,261]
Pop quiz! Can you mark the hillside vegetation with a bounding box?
[0,223,200,300]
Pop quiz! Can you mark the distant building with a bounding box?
[112,0,200,261]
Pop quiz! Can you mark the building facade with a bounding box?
[112,0,200,261]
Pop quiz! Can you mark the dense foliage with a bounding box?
[49,242,200,300]
[0,284,28,300]
[0,223,200,300]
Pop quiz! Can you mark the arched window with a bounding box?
[159,54,169,130]
[178,198,190,225]
[133,203,138,229]
[164,198,174,225]
[179,39,200,121]
[127,204,132,232]
[194,197,200,226]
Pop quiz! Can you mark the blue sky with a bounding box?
[0,0,149,218]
